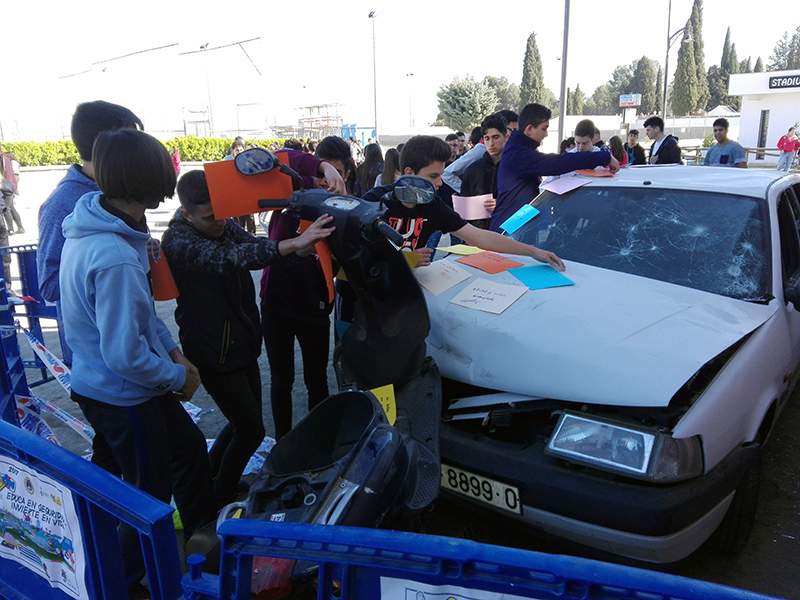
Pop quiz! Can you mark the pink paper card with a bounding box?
[453,194,493,220]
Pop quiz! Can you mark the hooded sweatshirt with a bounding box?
[38,165,100,303]
[60,192,185,406]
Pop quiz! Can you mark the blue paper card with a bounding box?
[508,265,574,290]
[500,204,540,233]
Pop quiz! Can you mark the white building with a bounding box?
[729,69,800,166]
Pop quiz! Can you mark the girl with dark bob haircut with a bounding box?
[93,129,177,207]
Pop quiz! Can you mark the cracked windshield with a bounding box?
[511,187,768,301]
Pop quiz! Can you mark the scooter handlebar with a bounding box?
[376,220,405,247]
[257,198,291,210]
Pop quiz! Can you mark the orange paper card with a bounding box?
[455,252,524,275]
[574,169,614,177]
[204,154,294,220]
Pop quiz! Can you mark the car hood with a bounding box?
[424,257,777,408]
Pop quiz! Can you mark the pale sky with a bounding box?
[2,0,796,141]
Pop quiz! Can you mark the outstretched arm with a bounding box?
[454,223,565,271]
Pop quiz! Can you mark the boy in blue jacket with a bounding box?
[59,129,216,590]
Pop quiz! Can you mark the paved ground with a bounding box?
[7,166,800,599]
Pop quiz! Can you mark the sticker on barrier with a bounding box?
[381,578,528,600]
[0,455,86,599]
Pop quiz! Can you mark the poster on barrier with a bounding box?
[380,578,527,600]
[0,455,86,599]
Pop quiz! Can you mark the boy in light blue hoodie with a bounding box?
[59,129,216,590]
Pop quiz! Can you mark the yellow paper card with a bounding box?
[403,250,422,269]
[436,244,486,256]
[370,384,396,425]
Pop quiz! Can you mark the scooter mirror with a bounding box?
[235,147,280,176]
[391,175,436,205]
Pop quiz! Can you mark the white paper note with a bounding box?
[415,260,472,295]
[449,278,527,314]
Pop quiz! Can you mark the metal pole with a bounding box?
[370,12,378,143]
[662,0,672,117]
[558,0,570,145]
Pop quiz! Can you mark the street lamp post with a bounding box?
[557,0,570,145]
[369,11,378,143]
[662,0,691,118]
[406,73,414,133]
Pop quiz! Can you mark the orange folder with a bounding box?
[455,252,524,275]
[204,153,294,220]
[149,252,179,301]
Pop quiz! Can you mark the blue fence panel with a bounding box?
[182,520,784,600]
[0,269,186,600]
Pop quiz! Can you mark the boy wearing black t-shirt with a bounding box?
[362,135,565,270]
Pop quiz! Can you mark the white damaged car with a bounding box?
[426,166,800,563]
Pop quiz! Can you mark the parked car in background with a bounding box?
[424,166,800,563]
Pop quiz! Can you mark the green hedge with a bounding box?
[2,136,288,166]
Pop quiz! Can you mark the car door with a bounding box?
[774,183,800,409]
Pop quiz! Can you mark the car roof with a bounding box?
[578,165,799,199]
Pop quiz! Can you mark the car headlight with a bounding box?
[544,412,703,482]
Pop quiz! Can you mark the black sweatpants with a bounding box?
[200,361,265,508]
[73,391,216,587]
[261,308,330,440]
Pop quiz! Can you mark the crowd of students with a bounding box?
[38,98,712,595]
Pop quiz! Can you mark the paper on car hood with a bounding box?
[424,258,777,408]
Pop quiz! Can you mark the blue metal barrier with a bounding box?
[0,420,185,600]
[0,245,66,387]
[0,271,186,600]
[182,519,784,600]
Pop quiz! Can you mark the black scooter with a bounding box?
[189,150,442,596]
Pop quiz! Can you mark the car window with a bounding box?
[777,187,800,284]
[510,186,769,301]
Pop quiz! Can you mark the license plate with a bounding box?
[440,464,522,514]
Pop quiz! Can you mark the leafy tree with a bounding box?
[482,76,520,112]
[520,32,546,106]
[435,76,498,132]
[768,27,800,71]
[769,32,790,70]
[688,0,710,112]
[540,87,560,114]
[655,66,663,114]
[789,26,800,69]
[671,21,699,116]
[629,56,658,115]
[584,84,614,115]
[755,56,765,72]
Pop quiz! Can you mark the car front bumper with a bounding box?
[440,425,757,563]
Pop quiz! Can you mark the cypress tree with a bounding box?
[721,27,732,72]
[754,56,765,72]
[689,0,709,112]
[520,32,545,107]
[671,21,699,116]
[655,66,663,114]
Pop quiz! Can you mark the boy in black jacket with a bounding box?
[162,169,335,507]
